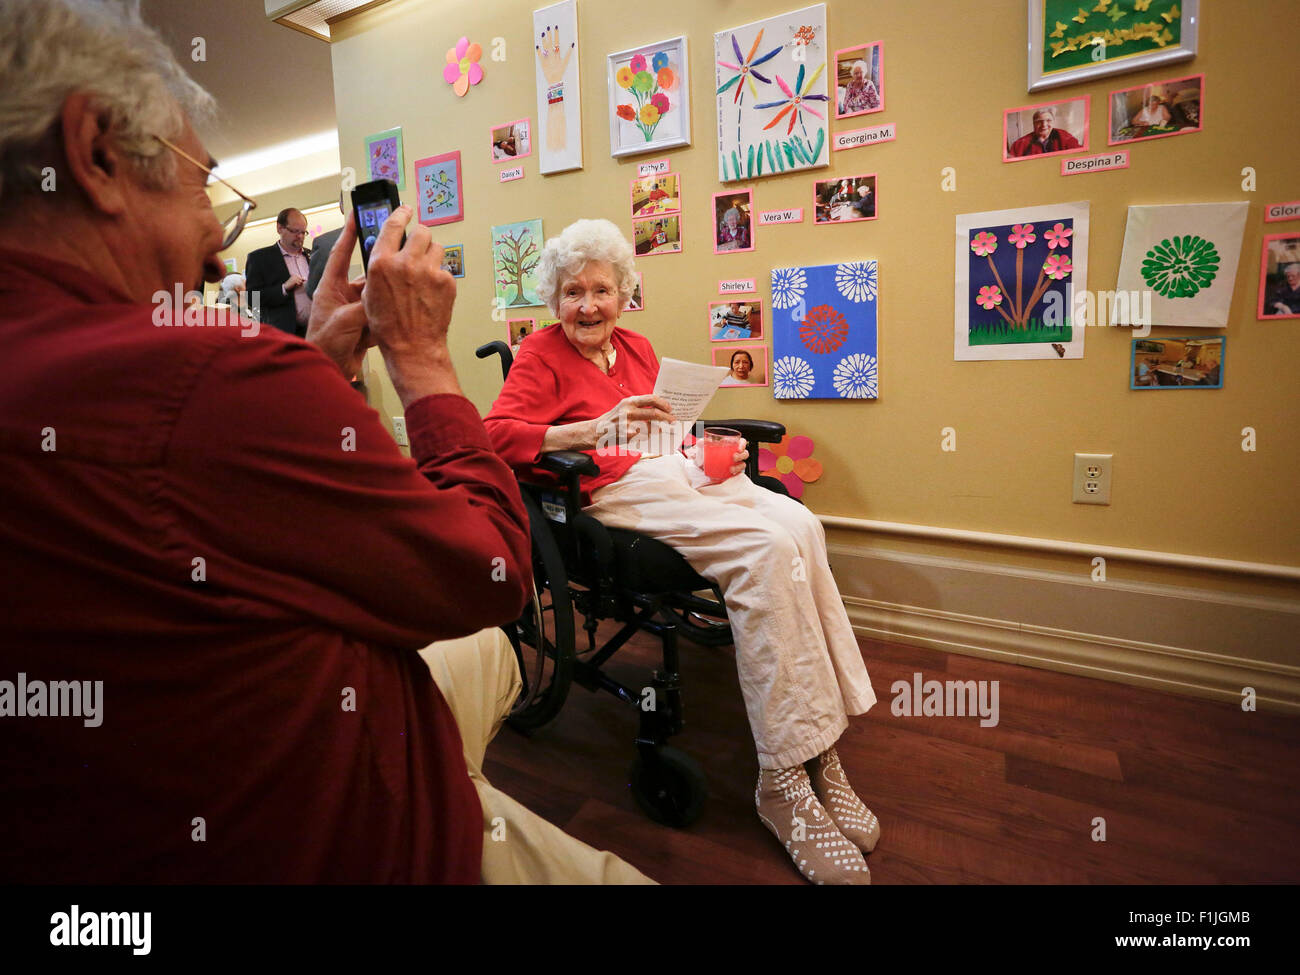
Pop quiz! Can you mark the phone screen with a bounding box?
[356,200,394,268]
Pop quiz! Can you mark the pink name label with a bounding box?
[638,159,671,177]
[1264,200,1300,222]
[832,122,897,151]
[718,278,756,294]
[758,208,803,225]
[1061,151,1129,175]
[499,165,524,182]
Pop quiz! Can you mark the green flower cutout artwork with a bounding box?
[1141,234,1220,299]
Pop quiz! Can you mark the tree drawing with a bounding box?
[494,225,540,307]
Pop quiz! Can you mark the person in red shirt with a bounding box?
[0,0,650,885]
[1009,105,1082,157]
[485,219,880,885]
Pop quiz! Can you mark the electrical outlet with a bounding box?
[392,416,409,447]
[1072,453,1112,505]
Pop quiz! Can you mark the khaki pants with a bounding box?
[419,628,657,884]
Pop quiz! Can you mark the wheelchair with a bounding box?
[476,340,788,827]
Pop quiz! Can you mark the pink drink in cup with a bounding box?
[698,427,744,484]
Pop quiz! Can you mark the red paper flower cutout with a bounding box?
[799,303,849,354]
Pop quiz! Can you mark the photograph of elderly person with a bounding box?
[709,299,763,341]
[1005,99,1086,159]
[485,219,880,885]
[713,190,753,252]
[0,0,656,887]
[1110,76,1203,145]
[1263,251,1300,318]
[814,175,876,224]
[834,44,882,118]
[492,120,532,162]
[714,345,767,386]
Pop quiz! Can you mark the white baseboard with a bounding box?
[829,544,1300,714]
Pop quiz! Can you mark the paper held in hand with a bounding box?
[642,356,729,456]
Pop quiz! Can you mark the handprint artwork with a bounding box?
[533,0,583,174]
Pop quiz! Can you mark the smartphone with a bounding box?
[351,178,404,272]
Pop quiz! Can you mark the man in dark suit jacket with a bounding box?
[244,208,312,337]
[306,190,349,300]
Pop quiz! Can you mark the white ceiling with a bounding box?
[140,0,338,166]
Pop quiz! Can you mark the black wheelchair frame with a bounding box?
[476,340,787,826]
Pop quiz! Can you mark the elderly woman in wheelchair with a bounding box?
[484,218,879,884]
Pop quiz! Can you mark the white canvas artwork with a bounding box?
[714,3,829,182]
[533,0,583,175]
[1113,203,1249,327]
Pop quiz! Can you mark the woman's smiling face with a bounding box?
[558,260,621,357]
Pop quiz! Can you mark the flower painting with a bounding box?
[1114,203,1248,328]
[771,260,878,400]
[365,127,404,190]
[413,151,462,227]
[608,36,690,157]
[715,3,829,182]
[955,202,1090,360]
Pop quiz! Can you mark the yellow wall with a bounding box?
[329,0,1300,569]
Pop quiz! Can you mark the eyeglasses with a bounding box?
[154,134,258,250]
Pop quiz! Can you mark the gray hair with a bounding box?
[536,218,637,315]
[0,0,216,205]
[1033,106,1057,122]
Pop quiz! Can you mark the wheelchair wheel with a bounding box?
[507,494,576,733]
[628,746,707,828]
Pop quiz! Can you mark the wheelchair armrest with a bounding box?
[475,340,514,382]
[699,418,786,445]
[537,450,599,478]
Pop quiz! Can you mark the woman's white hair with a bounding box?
[851,59,868,76]
[536,218,637,315]
[0,0,215,204]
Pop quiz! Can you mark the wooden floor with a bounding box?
[482,622,1300,884]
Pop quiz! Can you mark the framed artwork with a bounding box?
[633,214,681,256]
[492,218,544,308]
[771,261,878,399]
[712,188,755,253]
[365,127,404,189]
[441,244,464,278]
[534,0,583,174]
[630,173,681,216]
[1130,336,1224,389]
[1108,74,1203,145]
[413,151,463,227]
[608,36,691,158]
[709,298,764,341]
[624,271,644,312]
[1028,0,1199,93]
[1114,203,1248,328]
[833,42,883,118]
[714,345,769,387]
[491,119,533,163]
[813,173,876,224]
[1004,96,1089,162]
[714,3,830,182]
[955,202,1090,360]
[1258,233,1300,320]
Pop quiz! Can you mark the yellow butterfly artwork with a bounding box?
[1073,7,1090,24]
[1050,20,1068,38]
[1092,0,1111,12]
[1134,0,1151,10]
[1162,3,1180,23]
[1049,40,1066,56]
